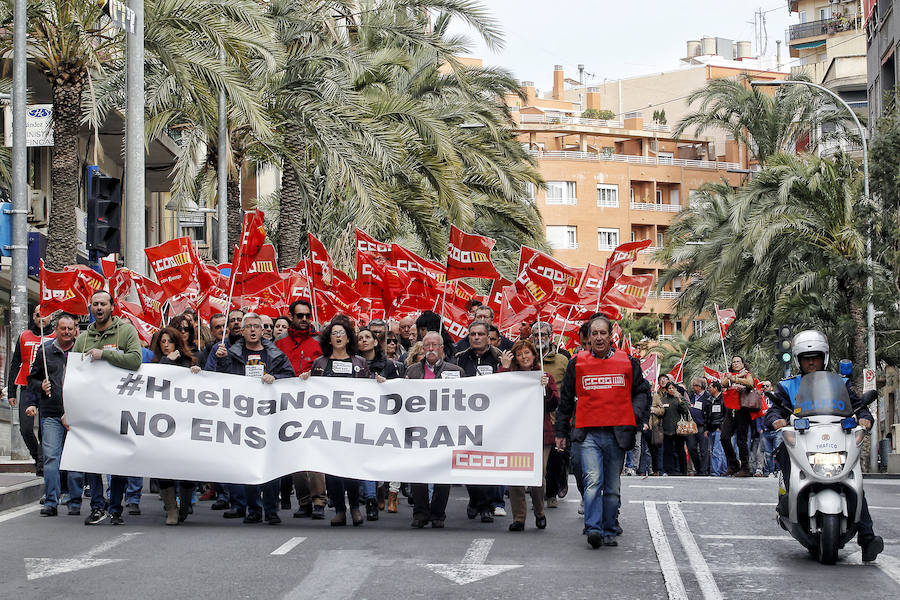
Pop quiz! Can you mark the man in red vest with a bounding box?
[6,305,56,475]
[556,315,651,549]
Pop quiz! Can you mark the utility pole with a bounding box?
[124,0,145,275]
[217,83,228,264]
[7,0,29,460]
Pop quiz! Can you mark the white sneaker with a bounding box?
[493,506,507,517]
[578,500,584,515]
[624,467,636,476]
[546,497,558,508]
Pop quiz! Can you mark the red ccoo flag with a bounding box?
[667,349,688,385]
[446,225,501,280]
[308,233,335,289]
[515,254,555,307]
[599,239,652,298]
[145,237,198,299]
[39,264,88,318]
[703,366,723,383]
[715,304,737,337]
[641,353,659,388]
[605,273,653,310]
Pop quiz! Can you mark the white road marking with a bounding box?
[0,504,40,523]
[870,506,900,511]
[717,487,742,490]
[862,480,900,486]
[630,485,674,489]
[271,537,307,556]
[845,551,900,588]
[25,532,142,581]
[667,502,723,600]
[283,550,387,599]
[700,534,792,541]
[644,501,688,600]
[631,500,776,506]
[422,537,522,585]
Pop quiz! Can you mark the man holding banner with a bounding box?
[555,315,651,549]
[73,291,142,526]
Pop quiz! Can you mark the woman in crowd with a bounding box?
[384,333,402,360]
[660,381,691,476]
[302,318,370,526]
[499,340,558,531]
[151,326,197,525]
[273,316,291,340]
[169,313,199,356]
[721,355,756,477]
[404,341,425,367]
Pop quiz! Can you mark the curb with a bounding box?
[0,478,43,513]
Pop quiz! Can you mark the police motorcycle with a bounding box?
[773,371,873,565]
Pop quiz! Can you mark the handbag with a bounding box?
[676,414,698,436]
[740,388,763,411]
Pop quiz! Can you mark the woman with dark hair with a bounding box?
[273,316,290,340]
[168,314,198,355]
[660,382,691,476]
[499,339,558,531]
[301,319,370,526]
[721,355,756,477]
[384,333,401,360]
[151,327,196,525]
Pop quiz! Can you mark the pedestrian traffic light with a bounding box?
[776,325,793,365]
[86,171,122,255]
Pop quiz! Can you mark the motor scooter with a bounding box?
[774,371,870,565]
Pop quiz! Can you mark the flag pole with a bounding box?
[537,319,545,374]
[556,305,574,352]
[438,281,450,335]
[715,304,728,370]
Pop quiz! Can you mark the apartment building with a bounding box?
[506,64,786,338]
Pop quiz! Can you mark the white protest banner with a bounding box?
[61,355,543,486]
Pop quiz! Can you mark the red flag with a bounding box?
[641,354,659,388]
[605,273,654,310]
[242,283,288,319]
[355,228,392,267]
[313,288,359,324]
[308,233,335,289]
[109,268,134,305]
[600,239,652,298]
[197,286,238,322]
[577,263,605,304]
[514,255,555,307]
[487,277,512,317]
[64,264,106,302]
[390,244,445,309]
[118,305,160,346]
[132,275,166,325]
[238,211,267,261]
[446,225,501,280]
[145,237,198,299]
[611,322,623,348]
[667,349,687,384]
[100,253,118,278]
[232,243,281,296]
[519,246,582,304]
[447,280,478,311]
[440,301,471,342]
[498,285,539,331]
[283,270,311,305]
[703,366,723,383]
[168,282,201,315]
[715,304,736,337]
[40,264,88,317]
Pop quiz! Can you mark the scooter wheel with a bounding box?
[818,514,841,565]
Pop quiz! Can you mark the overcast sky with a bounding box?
[447,1,795,93]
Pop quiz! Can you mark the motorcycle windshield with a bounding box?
[794,372,853,418]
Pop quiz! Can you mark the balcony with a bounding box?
[631,202,681,213]
[527,149,739,171]
[520,113,624,128]
[788,15,861,42]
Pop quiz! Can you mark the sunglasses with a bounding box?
[386,339,398,344]
[262,324,273,329]
[294,313,311,319]
[178,327,190,332]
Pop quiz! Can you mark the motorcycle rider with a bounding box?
[765,330,883,562]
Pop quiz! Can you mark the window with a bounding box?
[597,228,619,250]
[524,182,535,201]
[630,187,634,203]
[657,232,664,248]
[546,225,577,249]
[672,276,682,293]
[597,184,618,207]
[655,189,663,204]
[658,151,674,164]
[672,320,682,333]
[819,6,831,20]
[692,320,704,337]
[546,181,576,205]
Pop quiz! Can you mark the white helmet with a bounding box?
[792,330,829,372]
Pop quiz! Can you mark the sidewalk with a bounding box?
[0,469,42,512]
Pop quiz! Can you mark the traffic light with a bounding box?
[776,325,793,366]
[86,171,122,255]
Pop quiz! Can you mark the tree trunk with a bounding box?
[848,298,872,472]
[46,77,85,270]
[277,124,306,269]
[227,177,241,252]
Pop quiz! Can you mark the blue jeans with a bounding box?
[761,430,783,475]
[579,429,625,537]
[86,473,127,514]
[359,480,377,500]
[106,474,143,505]
[245,480,279,516]
[709,430,727,475]
[40,417,83,510]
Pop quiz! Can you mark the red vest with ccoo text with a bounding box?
[574,348,636,428]
[15,330,56,386]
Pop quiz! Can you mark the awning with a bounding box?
[792,40,826,50]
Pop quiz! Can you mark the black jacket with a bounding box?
[555,350,652,451]
[366,353,404,379]
[310,354,370,378]
[213,338,295,379]
[688,390,709,426]
[26,338,74,418]
[703,392,725,431]
[454,345,501,377]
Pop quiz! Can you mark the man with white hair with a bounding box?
[405,331,464,528]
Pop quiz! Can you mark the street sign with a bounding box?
[3,104,53,147]
[863,368,876,393]
[104,0,136,34]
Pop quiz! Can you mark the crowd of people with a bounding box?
[3,290,876,553]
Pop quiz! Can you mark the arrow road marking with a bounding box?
[845,551,900,588]
[423,537,522,585]
[25,532,142,581]
[282,550,390,599]
[271,537,306,556]
[667,502,722,600]
[645,501,688,600]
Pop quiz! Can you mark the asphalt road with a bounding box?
[0,475,897,599]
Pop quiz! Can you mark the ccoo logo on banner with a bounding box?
[60,356,544,486]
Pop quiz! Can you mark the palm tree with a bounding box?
[673,74,858,166]
[0,0,277,268]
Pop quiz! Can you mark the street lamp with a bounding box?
[751,79,878,470]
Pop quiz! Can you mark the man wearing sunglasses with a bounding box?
[276,300,327,520]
